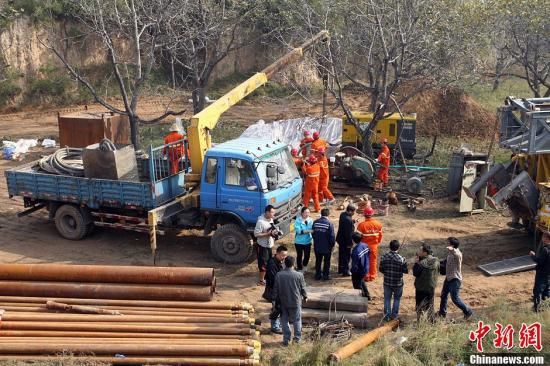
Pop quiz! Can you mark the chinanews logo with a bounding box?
[464,321,546,366]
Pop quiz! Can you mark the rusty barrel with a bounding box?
[0,264,214,285]
[0,281,213,301]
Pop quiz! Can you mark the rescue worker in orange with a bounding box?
[291,148,303,170]
[310,131,327,155]
[303,155,321,213]
[357,207,383,283]
[300,131,314,157]
[377,137,391,186]
[163,123,186,175]
[317,147,335,204]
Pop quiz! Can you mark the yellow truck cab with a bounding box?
[342,112,417,158]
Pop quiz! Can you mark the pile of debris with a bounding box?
[0,263,260,365]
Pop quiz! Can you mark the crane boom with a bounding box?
[186,30,329,179]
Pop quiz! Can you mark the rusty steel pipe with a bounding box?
[0,356,260,366]
[0,264,214,285]
[0,337,259,345]
[0,281,214,301]
[0,321,256,335]
[0,296,250,310]
[0,306,247,317]
[0,303,248,314]
[0,343,254,356]
[0,330,252,339]
[0,313,251,323]
[45,300,121,315]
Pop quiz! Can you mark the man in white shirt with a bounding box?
[254,205,276,286]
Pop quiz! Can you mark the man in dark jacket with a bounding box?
[272,256,308,346]
[350,231,370,299]
[313,208,336,280]
[336,204,357,276]
[263,245,288,333]
[530,231,550,312]
[413,243,439,322]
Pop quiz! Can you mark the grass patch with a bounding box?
[462,78,534,113]
[270,300,549,365]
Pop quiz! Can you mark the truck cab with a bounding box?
[200,138,303,263]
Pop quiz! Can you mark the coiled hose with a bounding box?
[38,139,116,177]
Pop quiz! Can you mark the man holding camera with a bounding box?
[254,205,278,286]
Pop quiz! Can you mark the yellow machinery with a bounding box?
[186,30,330,181]
[341,112,417,158]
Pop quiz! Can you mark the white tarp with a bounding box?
[240,117,343,150]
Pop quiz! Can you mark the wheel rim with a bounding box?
[220,235,241,256]
[62,214,78,232]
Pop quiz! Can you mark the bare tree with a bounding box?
[162,0,267,113]
[41,0,186,147]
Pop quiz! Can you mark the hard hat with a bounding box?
[303,130,311,137]
[318,147,326,154]
[382,137,388,144]
[364,207,374,217]
[291,148,299,156]
[308,155,317,164]
[313,131,320,139]
[169,123,179,132]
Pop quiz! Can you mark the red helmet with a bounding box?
[313,131,320,139]
[364,207,374,217]
[291,148,299,157]
[318,147,326,155]
[303,130,311,137]
[308,155,317,164]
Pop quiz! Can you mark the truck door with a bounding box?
[200,157,219,210]
[218,158,260,223]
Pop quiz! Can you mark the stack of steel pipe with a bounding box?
[0,264,260,365]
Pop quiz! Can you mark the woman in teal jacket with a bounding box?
[295,207,314,271]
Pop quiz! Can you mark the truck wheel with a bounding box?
[54,204,88,240]
[211,224,253,264]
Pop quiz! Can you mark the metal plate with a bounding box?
[478,255,536,276]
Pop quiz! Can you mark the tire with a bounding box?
[210,224,253,264]
[54,204,88,240]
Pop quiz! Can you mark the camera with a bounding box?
[269,223,284,240]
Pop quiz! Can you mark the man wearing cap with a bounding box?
[357,207,383,282]
[311,131,327,155]
[303,155,321,213]
[300,131,314,157]
[317,147,335,204]
[377,137,390,186]
[163,123,186,175]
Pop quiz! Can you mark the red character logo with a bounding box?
[469,321,492,352]
[493,323,515,350]
[518,322,542,351]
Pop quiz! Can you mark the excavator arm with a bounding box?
[186,30,329,180]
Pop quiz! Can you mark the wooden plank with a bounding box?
[303,287,368,313]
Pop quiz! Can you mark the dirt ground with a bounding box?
[0,96,537,354]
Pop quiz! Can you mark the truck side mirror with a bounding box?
[266,164,277,178]
[277,166,285,175]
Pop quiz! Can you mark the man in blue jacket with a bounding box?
[313,208,336,280]
[351,231,370,299]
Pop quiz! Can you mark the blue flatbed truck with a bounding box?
[4,31,328,263]
[5,138,302,264]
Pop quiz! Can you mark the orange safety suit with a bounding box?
[300,137,314,157]
[318,155,334,202]
[303,162,321,212]
[294,157,303,171]
[377,144,390,185]
[163,131,185,175]
[310,138,327,155]
[357,217,383,282]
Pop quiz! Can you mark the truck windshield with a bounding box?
[256,148,300,190]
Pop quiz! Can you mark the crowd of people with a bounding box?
[254,202,491,346]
